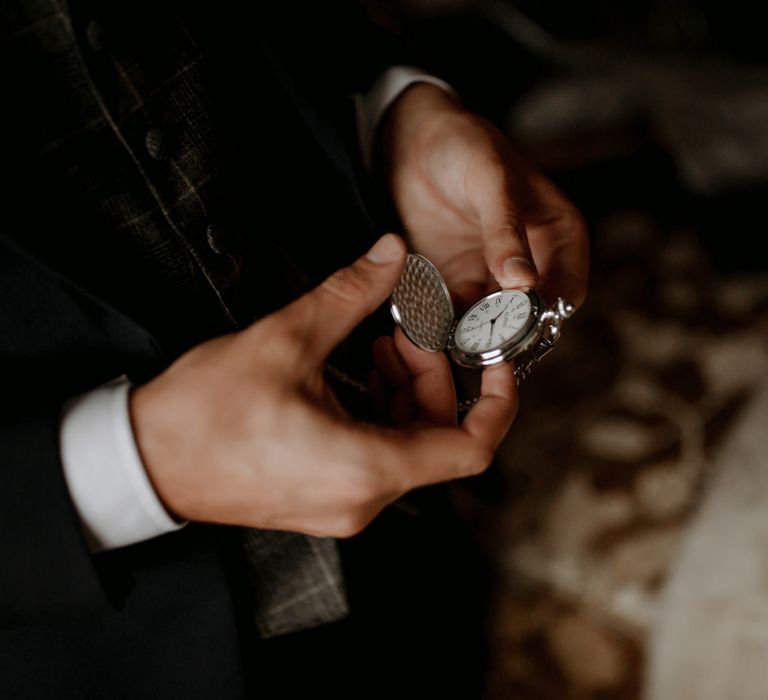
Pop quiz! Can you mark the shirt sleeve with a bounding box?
[58,66,456,555]
[59,376,187,552]
[355,65,457,172]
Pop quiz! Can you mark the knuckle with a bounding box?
[342,461,395,507]
[465,447,494,476]
[329,510,372,539]
[330,463,395,538]
[247,312,301,354]
[343,471,379,505]
[490,218,525,243]
[538,202,587,241]
[273,298,328,358]
[561,207,588,239]
[259,324,306,364]
[276,324,309,356]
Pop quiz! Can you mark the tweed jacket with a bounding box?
[0,0,419,688]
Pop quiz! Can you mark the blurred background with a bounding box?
[366,1,768,698]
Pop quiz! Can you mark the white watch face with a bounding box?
[454,290,532,354]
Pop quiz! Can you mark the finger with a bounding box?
[469,157,540,289]
[461,362,518,451]
[281,233,407,362]
[372,335,411,387]
[342,399,509,495]
[519,169,589,308]
[355,422,494,493]
[393,327,456,426]
[450,279,488,313]
[372,335,413,426]
[430,249,491,313]
[367,367,387,418]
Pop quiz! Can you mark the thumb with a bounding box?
[472,162,539,290]
[480,195,539,290]
[284,233,406,362]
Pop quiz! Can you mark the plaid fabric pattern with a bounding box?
[0,0,402,637]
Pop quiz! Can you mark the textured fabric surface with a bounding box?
[0,0,412,655]
[241,529,350,639]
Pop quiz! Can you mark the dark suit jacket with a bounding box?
[0,2,492,697]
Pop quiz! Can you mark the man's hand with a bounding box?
[130,234,517,539]
[377,83,589,312]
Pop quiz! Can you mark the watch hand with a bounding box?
[491,301,512,323]
[461,321,490,334]
[462,301,514,339]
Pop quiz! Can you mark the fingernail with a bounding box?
[500,256,537,287]
[366,233,403,264]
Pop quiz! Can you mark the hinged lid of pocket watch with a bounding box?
[390,254,574,377]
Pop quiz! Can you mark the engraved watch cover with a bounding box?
[389,254,454,352]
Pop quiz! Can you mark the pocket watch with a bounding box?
[389,254,574,382]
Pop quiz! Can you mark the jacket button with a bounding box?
[145,128,166,160]
[86,20,106,52]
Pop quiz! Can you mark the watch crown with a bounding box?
[557,298,575,318]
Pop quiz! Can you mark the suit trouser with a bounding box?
[249,488,493,699]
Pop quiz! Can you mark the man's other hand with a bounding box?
[377,83,589,313]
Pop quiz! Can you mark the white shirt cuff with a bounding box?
[60,376,187,552]
[355,65,457,172]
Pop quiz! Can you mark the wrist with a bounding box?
[60,377,187,552]
[374,82,464,183]
[127,382,187,525]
